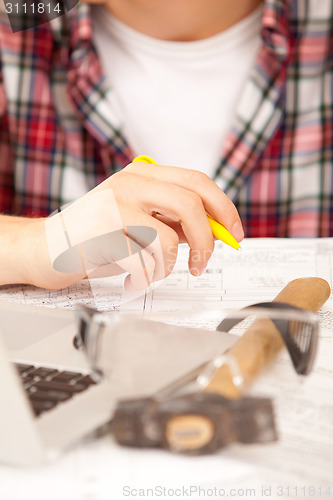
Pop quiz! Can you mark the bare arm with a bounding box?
[0,164,244,290]
[0,215,81,288]
[0,215,44,285]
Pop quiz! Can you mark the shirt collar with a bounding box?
[214,0,293,198]
[65,3,133,167]
[64,0,292,182]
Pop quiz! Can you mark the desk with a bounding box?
[0,239,333,500]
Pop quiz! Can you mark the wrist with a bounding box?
[19,217,48,286]
[0,215,45,286]
[24,216,84,289]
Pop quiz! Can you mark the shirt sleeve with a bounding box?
[0,34,14,215]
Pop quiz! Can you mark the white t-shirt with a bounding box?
[91,5,262,177]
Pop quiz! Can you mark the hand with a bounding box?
[29,162,244,290]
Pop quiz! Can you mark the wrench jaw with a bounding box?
[112,393,277,455]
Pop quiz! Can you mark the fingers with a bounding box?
[44,162,243,292]
[152,214,187,243]
[114,173,215,275]
[45,181,182,290]
[118,206,179,287]
[124,162,244,242]
[82,202,180,289]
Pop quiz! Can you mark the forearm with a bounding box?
[0,215,82,288]
[0,215,40,285]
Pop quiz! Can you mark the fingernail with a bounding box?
[231,221,244,242]
[191,263,207,276]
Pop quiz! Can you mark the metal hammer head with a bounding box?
[112,392,277,455]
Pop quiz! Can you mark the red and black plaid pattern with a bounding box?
[1,0,333,237]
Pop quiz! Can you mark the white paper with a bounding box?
[1,238,332,315]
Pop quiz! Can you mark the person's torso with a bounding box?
[0,1,333,237]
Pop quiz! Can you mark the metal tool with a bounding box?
[110,278,330,454]
[218,302,319,375]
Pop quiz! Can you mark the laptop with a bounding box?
[0,300,236,467]
[0,300,118,467]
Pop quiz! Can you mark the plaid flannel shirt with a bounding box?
[0,0,333,237]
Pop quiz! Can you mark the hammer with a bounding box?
[111,278,331,454]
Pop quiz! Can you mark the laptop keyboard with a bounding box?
[14,363,97,417]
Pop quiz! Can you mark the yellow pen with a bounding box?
[132,155,241,251]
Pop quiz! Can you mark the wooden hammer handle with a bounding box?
[205,277,331,398]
